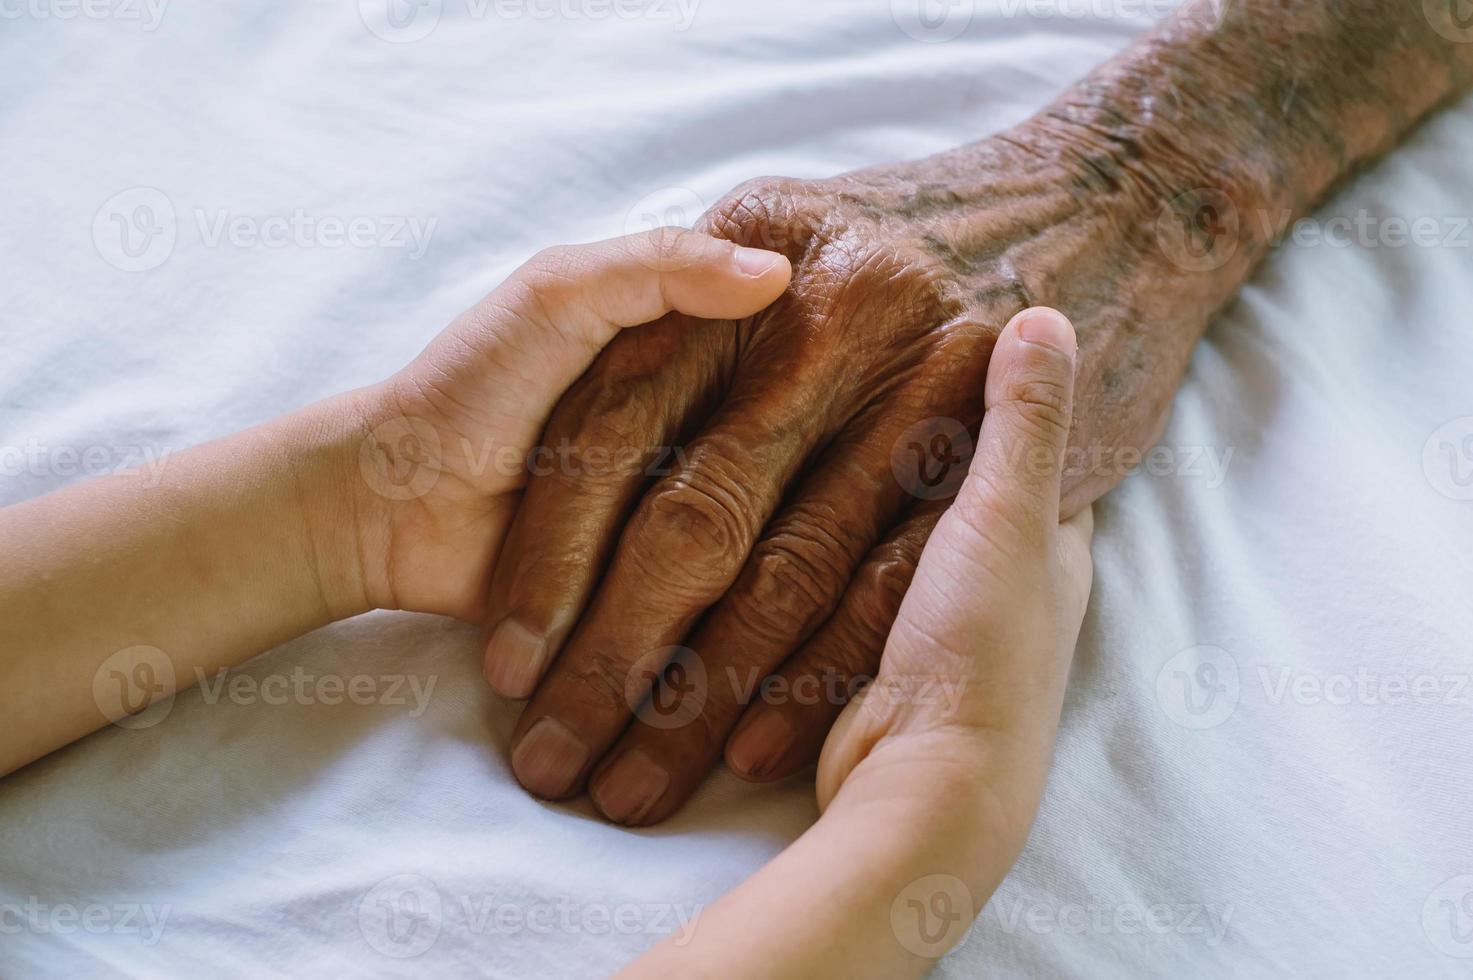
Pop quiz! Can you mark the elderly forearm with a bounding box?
[1012,0,1473,310]
[842,0,1473,508]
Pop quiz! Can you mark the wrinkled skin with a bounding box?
[486,0,1473,824]
[484,120,1218,824]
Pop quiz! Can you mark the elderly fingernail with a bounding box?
[591,749,670,825]
[734,246,783,278]
[727,710,795,780]
[1014,307,1075,354]
[484,617,549,698]
[511,717,589,798]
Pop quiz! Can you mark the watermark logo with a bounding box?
[989,894,1233,946]
[358,0,443,42]
[1425,0,1473,43]
[990,0,1229,25]
[1158,198,1473,271]
[360,874,443,958]
[193,209,436,258]
[891,417,974,501]
[93,187,177,273]
[891,0,974,43]
[1156,188,1240,273]
[623,186,707,237]
[1257,666,1471,708]
[626,645,707,730]
[0,0,170,30]
[360,0,699,42]
[623,187,710,271]
[1423,416,1473,501]
[0,439,172,485]
[1200,0,1233,28]
[1159,649,1468,726]
[1423,875,1473,958]
[92,187,437,271]
[0,898,171,945]
[725,667,965,715]
[1155,644,1239,729]
[891,873,974,958]
[92,645,175,729]
[358,878,701,952]
[194,666,437,716]
[359,416,443,501]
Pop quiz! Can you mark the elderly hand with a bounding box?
[485,127,1205,823]
[626,307,1093,978]
[350,230,791,621]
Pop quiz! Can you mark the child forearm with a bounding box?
[0,390,374,776]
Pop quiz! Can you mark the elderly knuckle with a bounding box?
[816,240,951,322]
[629,475,750,601]
[735,527,854,643]
[549,370,653,447]
[562,648,634,711]
[845,546,920,646]
[704,176,819,251]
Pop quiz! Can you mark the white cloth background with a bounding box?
[2,1,1471,976]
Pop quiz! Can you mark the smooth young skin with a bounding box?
[626,308,1092,979]
[0,230,792,777]
[485,0,1473,824]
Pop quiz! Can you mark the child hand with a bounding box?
[348,230,792,627]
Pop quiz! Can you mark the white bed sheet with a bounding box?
[2,1,1472,976]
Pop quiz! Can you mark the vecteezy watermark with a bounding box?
[0,898,171,946]
[1255,665,1473,709]
[0,0,169,30]
[360,874,443,958]
[92,187,437,272]
[92,645,175,730]
[620,649,970,732]
[1068,444,1234,489]
[1254,210,1473,251]
[1156,190,1473,272]
[625,645,708,731]
[892,0,1229,42]
[356,422,698,502]
[994,0,1184,21]
[729,667,968,716]
[612,643,975,734]
[357,0,700,43]
[1425,0,1473,44]
[358,416,443,502]
[1157,645,1473,730]
[892,417,1234,500]
[93,187,177,273]
[357,874,703,959]
[0,438,172,486]
[193,666,438,717]
[1423,416,1473,502]
[891,417,975,501]
[623,187,708,238]
[621,189,713,271]
[1155,644,1240,730]
[988,894,1234,947]
[890,0,974,43]
[1423,875,1473,958]
[1155,188,1242,273]
[891,874,975,958]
